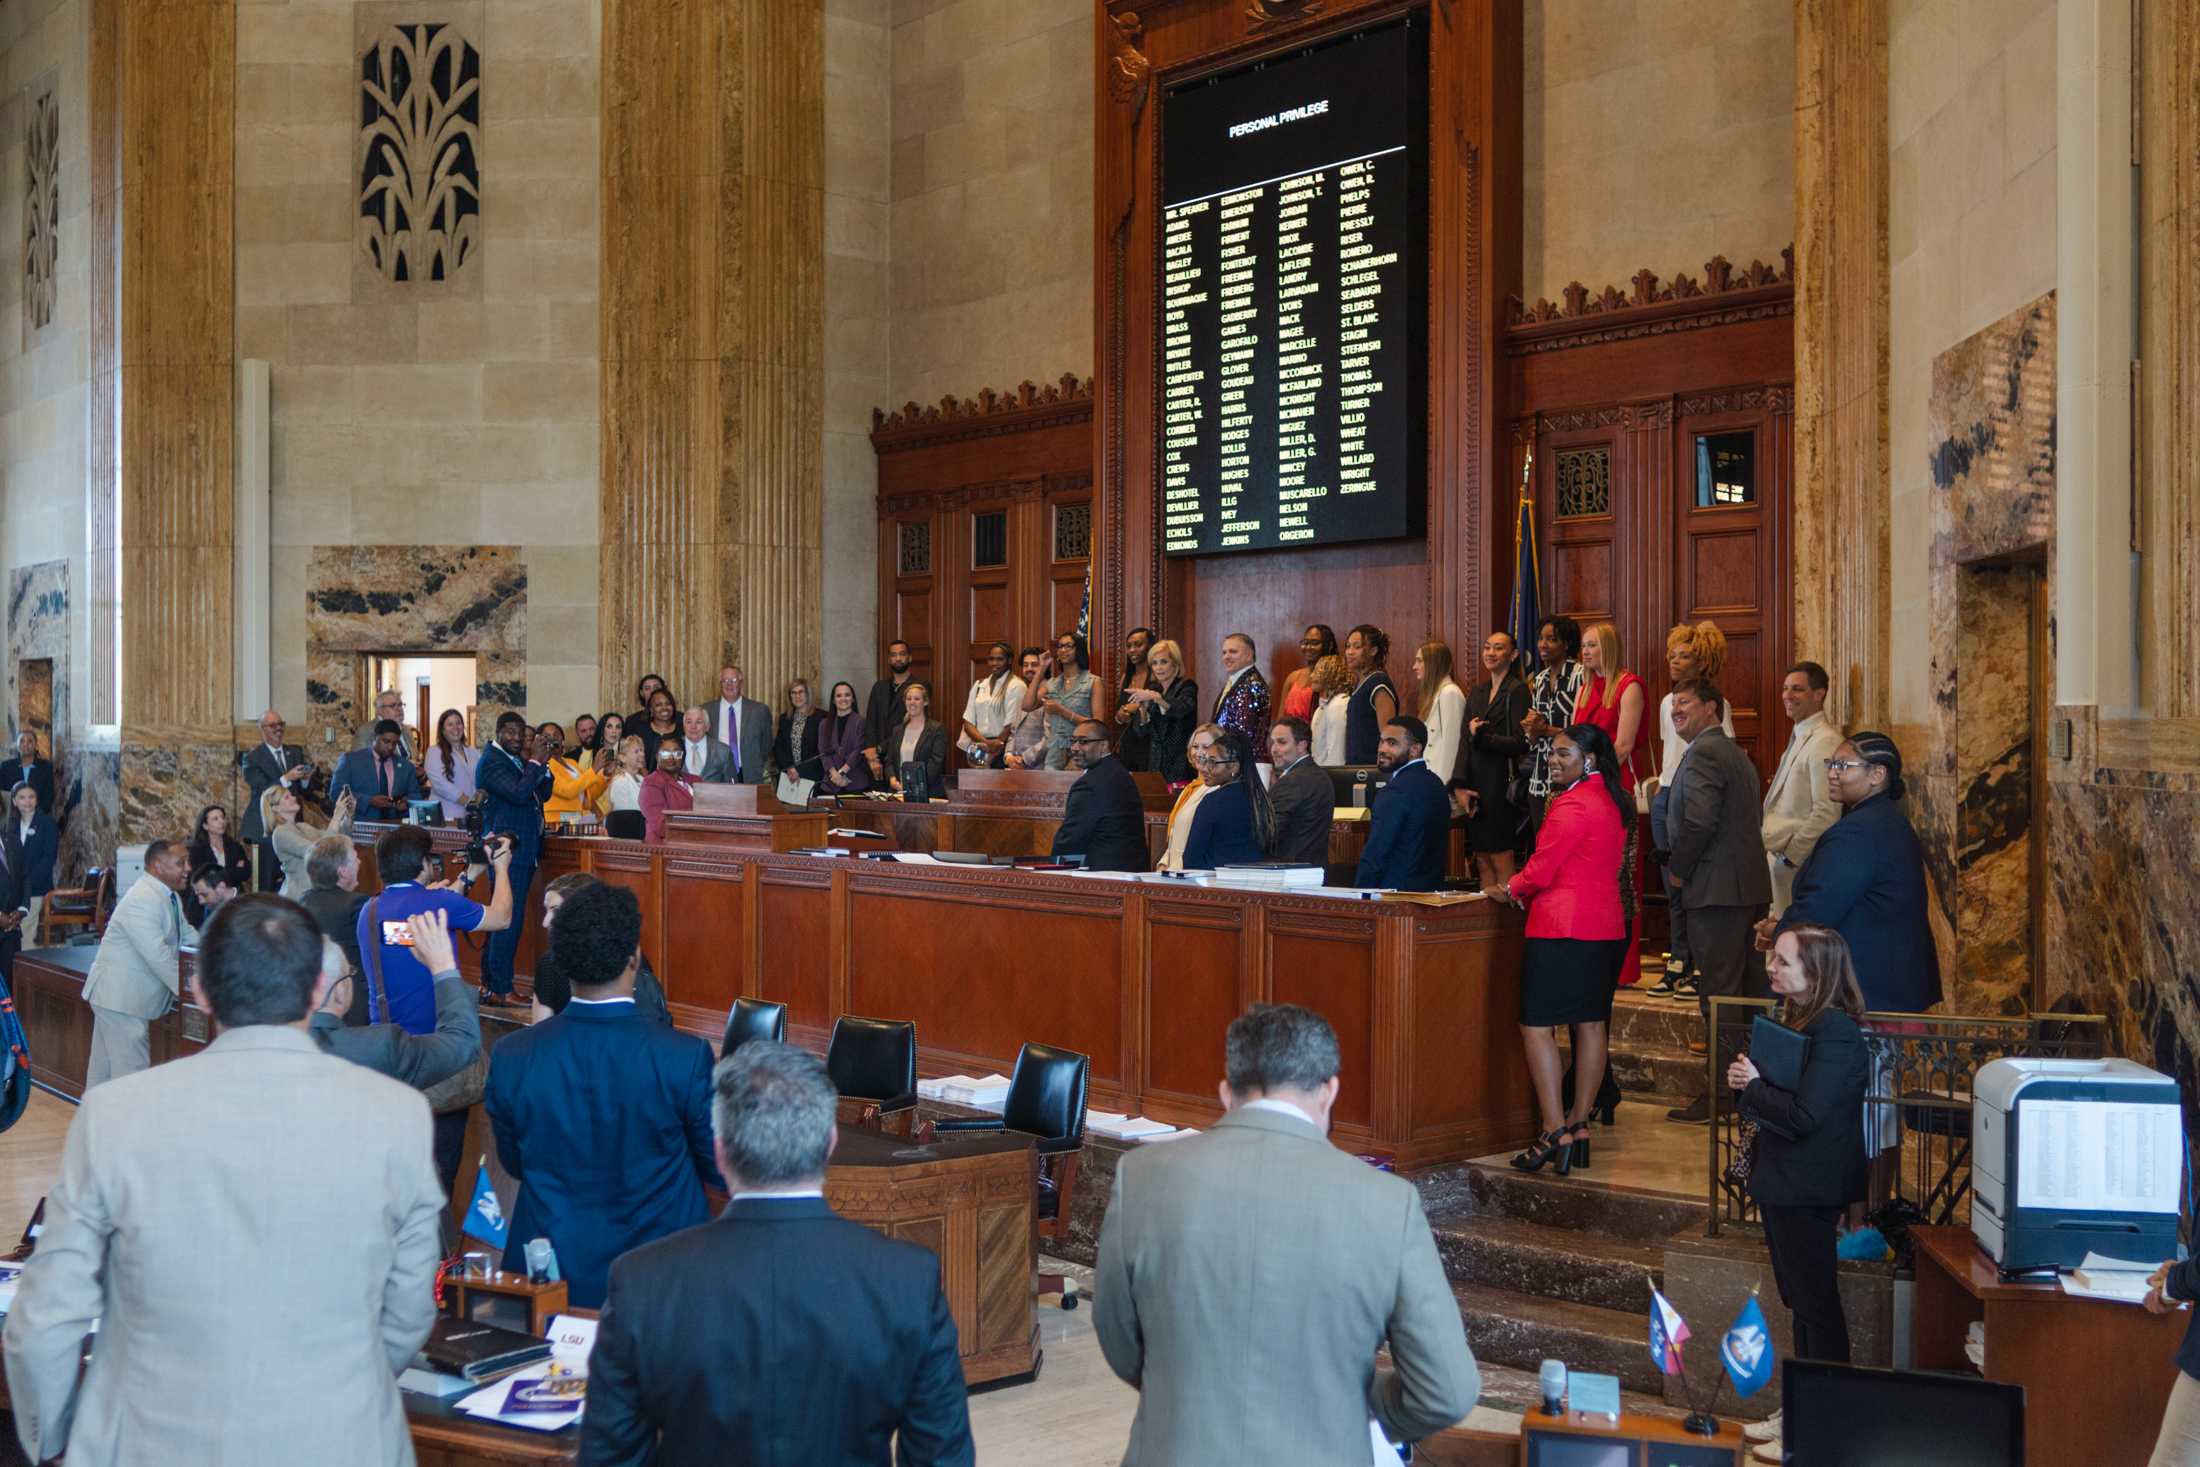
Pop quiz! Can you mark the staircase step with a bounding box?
[1457,1161,1709,1245]
[1451,1281,1667,1396]
[1429,1213,1663,1314]
[1608,989,1707,1051]
[1605,1045,1709,1100]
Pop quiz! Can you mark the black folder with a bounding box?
[416,1318,552,1382]
[1749,1014,1811,1093]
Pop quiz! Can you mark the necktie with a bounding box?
[379,755,391,798]
[728,704,741,779]
[169,891,182,940]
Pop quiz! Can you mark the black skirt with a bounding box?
[1520,935,1630,1026]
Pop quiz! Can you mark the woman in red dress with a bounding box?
[1276,623,1336,723]
[1574,621,1648,995]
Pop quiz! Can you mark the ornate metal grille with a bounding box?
[358,23,481,284]
[24,86,59,333]
[1054,502,1092,560]
[1555,447,1611,518]
[972,511,1008,569]
[897,520,931,577]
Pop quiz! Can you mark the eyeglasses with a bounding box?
[1826,759,1872,774]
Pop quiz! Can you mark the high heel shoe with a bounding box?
[1511,1130,1575,1175]
[1567,1125,1592,1170]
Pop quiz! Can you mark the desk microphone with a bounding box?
[1539,1358,1567,1417]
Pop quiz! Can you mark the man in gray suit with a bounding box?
[80,839,192,1089]
[1094,1003,1477,1463]
[311,907,481,1091]
[239,708,317,845]
[704,664,772,785]
[677,704,734,783]
[4,894,445,1467]
[1654,677,1772,1123]
[1266,716,1334,869]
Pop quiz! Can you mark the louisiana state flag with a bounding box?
[463,1162,510,1249]
[1720,1292,1775,1397]
[1648,1288,1691,1375]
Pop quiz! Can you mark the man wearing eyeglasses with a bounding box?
[239,710,318,858]
[1050,720,1148,872]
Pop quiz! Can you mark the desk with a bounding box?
[29,837,1532,1166]
[1910,1224,2184,1465]
[826,1128,1040,1383]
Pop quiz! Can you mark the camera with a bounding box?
[462,797,491,867]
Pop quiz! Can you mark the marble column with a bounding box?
[1790,0,1890,728]
[599,0,825,711]
[92,0,239,841]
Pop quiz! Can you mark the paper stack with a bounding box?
[917,1073,1012,1109]
[454,1314,598,1432]
[1964,1320,1985,1369]
[1212,862,1326,890]
[1085,1111,1180,1141]
[2062,1251,2157,1306]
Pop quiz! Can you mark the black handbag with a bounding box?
[898,761,932,804]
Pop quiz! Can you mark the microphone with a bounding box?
[1539,1358,1567,1417]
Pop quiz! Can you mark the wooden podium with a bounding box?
[661,781,826,853]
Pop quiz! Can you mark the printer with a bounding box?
[1973,1057,2183,1272]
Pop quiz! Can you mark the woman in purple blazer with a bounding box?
[817,682,871,794]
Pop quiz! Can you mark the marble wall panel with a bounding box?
[1928,293,2055,563]
[6,558,111,882]
[303,544,526,758]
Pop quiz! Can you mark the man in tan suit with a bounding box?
[1760,661,1843,915]
[1094,1003,1478,1463]
[4,894,445,1467]
[80,838,192,1088]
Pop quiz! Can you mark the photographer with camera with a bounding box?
[476,710,555,1009]
[355,821,514,1035]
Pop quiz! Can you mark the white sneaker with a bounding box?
[1752,1442,1782,1464]
[1745,1412,1782,1442]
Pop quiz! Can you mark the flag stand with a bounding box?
[1681,1367,1728,1436]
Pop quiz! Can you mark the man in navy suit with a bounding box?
[475,710,554,1006]
[485,881,720,1310]
[328,721,420,820]
[582,1040,974,1467]
[1052,719,1148,871]
[1354,716,1450,892]
[0,730,55,816]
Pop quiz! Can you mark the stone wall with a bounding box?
[1521,0,1794,306]
[238,0,601,730]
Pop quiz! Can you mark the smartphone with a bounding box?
[380,920,415,947]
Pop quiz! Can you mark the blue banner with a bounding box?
[1720,1293,1775,1397]
[463,1163,510,1248]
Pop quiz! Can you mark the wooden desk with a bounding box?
[662,781,826,852]
[826,1128,1040,1384]
[1910,1224,2184,1465]
[31,837,1533,1166]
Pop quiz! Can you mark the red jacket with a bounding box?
[639,769,696,843]
[1508,780,1627,939]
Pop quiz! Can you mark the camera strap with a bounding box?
[363,896,388,1025]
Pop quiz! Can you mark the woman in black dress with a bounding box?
[1122,638,1199,784]
[1457,630,1531,887]
[187,803,253,901]
[1341,624,1397,765]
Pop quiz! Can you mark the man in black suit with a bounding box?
[238,709,318,854]
[1353,717,1450,892]
[1654,678,1771,1123]
[484,880,720,1308]
[582,1041,974,1467]
[1266,717,1333,870]
[1052,719,1147,871]
[0,730,55,816]
[861,639,916,780]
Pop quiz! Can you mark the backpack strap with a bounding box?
[363,896,388,1025]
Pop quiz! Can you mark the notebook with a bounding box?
[1748,1014,1811,1092]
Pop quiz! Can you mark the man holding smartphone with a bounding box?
[355,823,513,1035]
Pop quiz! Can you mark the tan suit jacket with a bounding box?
[2,1025,445,1467]
[79,875,189,1021]
[1093,1105,1478,1463]
[1760,711,1843,912]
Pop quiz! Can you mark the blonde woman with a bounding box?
[1654,620,1735,788]
[605,734,648,814]
[1576,621,1648,993]
[1308,654,1351,765]
[1413,640,1466,786]
[262,781,353,900]
[1121,637,1199,783]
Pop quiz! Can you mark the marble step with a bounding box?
[1451,1281,1668,1396]
[1458,1161,1710,1245]
[1430,1213,1664,1315]
[1602,1044,1709,1100]
[1607,989,1707,1051]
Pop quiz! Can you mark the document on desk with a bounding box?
[456,1314,596,1431]
[2016,1099,2182,1214]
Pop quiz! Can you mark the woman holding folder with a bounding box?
[1727,924,1870,1374]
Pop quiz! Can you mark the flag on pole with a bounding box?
[1507,445,1542,675]
[463,1162,510,1248]
[1648,1287,1691,1375]
[1719,1292,1775,1397]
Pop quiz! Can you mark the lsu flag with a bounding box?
[1720,1293,1775,1397]
[1648,1288,1691,1375]
[463,1163,510,1248]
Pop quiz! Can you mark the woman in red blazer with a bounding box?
[1485,723,1631,1175]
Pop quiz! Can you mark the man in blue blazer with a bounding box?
[476,711,554,1006]
[485,881,721,1310]
[1354,716,1450,892]
[328,721,420,820]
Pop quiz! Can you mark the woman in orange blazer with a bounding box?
[1485,722,1630,1175]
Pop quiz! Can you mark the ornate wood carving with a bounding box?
[1107,11,1152,117]
[870,375,1093,448]
[357,22,481,286]
[1505,251,1794,354]
[1246,0,1325,30]
[23,83,59,335]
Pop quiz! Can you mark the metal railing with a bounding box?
[1705,997,2108,1235]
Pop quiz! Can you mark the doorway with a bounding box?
[16,658,52,747]
[366,654,479,753]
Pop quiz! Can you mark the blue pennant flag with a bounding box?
[463,1162,509,1248]
[1507,447,1542,676]
[1720,1293,1775,1398]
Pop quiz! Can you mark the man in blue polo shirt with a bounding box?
[356,822,515,1034]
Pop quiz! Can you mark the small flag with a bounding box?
[1077,563,1092,642]
[1648,1288,1691,1375]
[1720,1293,1775,1398]
[463,1163,509,1248]
[1507,445,1542,677]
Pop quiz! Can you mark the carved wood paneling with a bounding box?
[600,0,825,713]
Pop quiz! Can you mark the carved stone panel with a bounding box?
[23,79,59,341]
[354,4,483,299]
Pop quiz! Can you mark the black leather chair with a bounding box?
[934,1042,1090,1307]
[605,809,645,840]
[720,997,787,1058]
[825,1015,918,1133]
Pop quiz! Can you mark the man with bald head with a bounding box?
[239,710,317,855]
[704,665,771,785]
[1051,720,1147,872]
